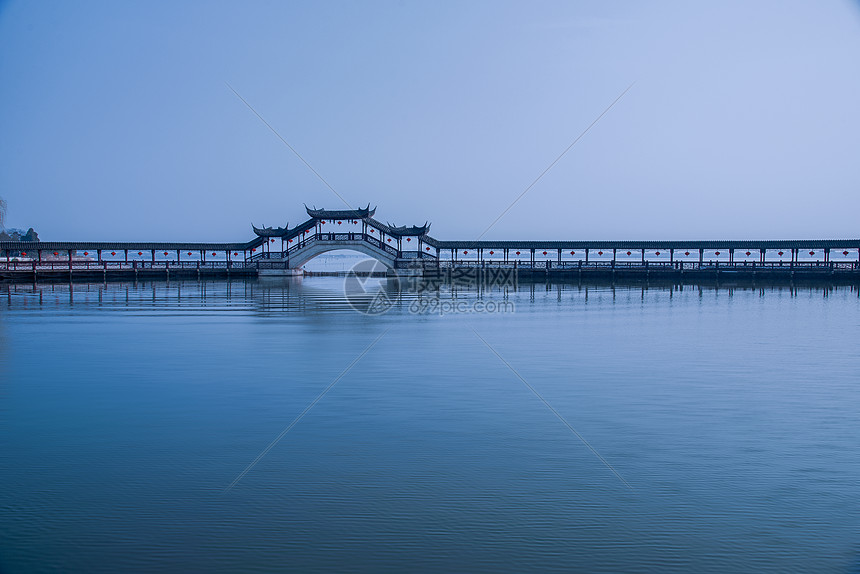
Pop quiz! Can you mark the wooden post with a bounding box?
[698,249,703,266]
[585,249,589,264]
[641,249,645,264]
[669,248,674,264]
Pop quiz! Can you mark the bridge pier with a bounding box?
[388,268,423,278]
[259,268,302,276]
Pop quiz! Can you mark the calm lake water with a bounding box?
[1,277,860,573]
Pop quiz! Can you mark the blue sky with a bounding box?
[1,1,859,241]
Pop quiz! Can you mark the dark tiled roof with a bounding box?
[305,203,375,220]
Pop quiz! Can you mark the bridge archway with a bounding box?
[287,241,397,270]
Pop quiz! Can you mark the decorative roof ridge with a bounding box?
[304,203,376,219]
[252,222,289,237]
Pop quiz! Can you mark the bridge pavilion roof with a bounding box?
[382,223,431,237]
[249,219,317,240]
[252,223,290,237]
[305,204,376,220]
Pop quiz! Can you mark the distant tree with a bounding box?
[22,228,39,242]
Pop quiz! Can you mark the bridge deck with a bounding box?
[2,204,860,282]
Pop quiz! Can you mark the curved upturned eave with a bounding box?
[305,203,376,220]
[252,223,290,237]
[364,217,431,238]
[384,222,431,237]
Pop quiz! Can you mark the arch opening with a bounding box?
[288,243,396,271]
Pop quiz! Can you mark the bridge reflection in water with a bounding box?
[4,278,859,314]
[2,204,860,283]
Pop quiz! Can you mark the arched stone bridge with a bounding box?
[252,204,435,272]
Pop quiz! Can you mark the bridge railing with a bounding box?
[251,252,284,261]
[429,260,860,271]
[6,259,854,272]
[278,232,403,259]
[0,260,254,271]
